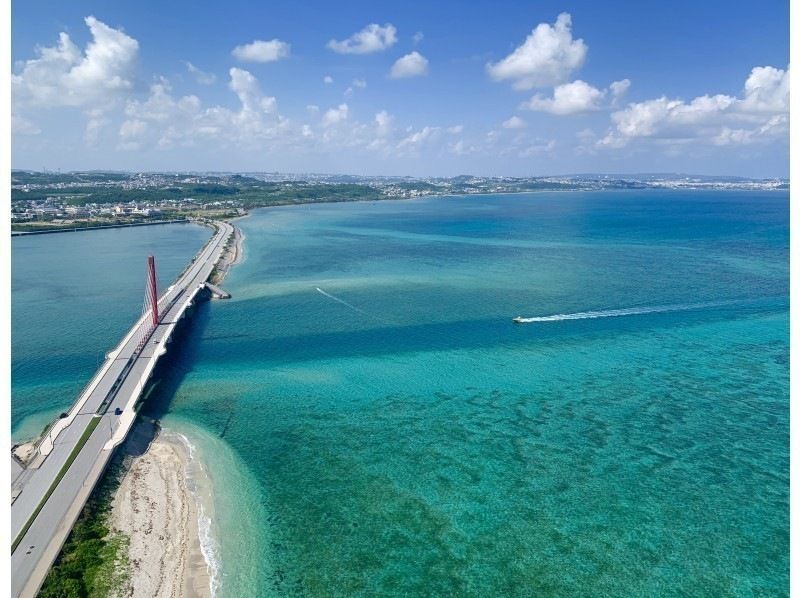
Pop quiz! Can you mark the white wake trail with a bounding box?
[514,301,728,323]
[316,287,369,315]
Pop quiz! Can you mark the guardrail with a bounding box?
[23,222,224,462]
[12,416,103,553]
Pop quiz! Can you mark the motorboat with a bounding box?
[512,316,525,323]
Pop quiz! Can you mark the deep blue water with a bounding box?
[144,190,788,596]
[11,191,788,595]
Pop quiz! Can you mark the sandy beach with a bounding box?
[210,222,244,284]
[109,422,213,598]
[107,223,240,598]
[231,224,245,266]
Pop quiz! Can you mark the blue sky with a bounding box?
[11,0,789,176]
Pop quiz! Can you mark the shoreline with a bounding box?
[110,220,241,597]
[12,187,782,239]
[11,218,192,236]
[209,221,244,284]
[109,421,215,598]
[235,186,789,220]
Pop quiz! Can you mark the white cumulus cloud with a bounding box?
[449,139,477,155]
[521,78,633,115]
[119,118,147,139]
[522,80,605,115]
[502,116,526,129]
[740,66,790,112]
[232,39,290,63]
[518,139,556,157]
[120,69,287,150]
[322,103,349,127]
[229,67,278,113]
[397,126,440,152]
[344,78,367,97]
[323,75,334,84]
[327,24,397,54]
[487,13,586,90]
[12,16,139,108]
[185,61,216,85]
[375,110,393,136]
[600,66,789,148]
[84,110,111,146]
[610,78,631,99]
[390,51,429,79]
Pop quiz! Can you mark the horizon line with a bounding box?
[10,169,789,181]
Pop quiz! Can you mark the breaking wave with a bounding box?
[175,432,221,597]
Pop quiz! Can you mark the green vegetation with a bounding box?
[12,171,788,217]
[11,171,130,186]
[11,179,382,207]
[38,457,130,598]
[11,184,236,204]
[13,416,102,553]
[14,172,642,223]
[235,182,380,207]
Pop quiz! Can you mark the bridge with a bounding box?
[10,220,234,598]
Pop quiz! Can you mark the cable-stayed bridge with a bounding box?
[10,221,234,598]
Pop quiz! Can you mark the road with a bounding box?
[10,221,233,598]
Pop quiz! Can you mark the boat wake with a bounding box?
[316,287,369,316]
[513,301,729,324]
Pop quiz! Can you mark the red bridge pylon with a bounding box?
[135,256,160,353]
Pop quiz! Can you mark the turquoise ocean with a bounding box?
[12,191,788,595]
[11,223,211,440]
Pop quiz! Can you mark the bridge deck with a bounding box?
[11,221,234,598]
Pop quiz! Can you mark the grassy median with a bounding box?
[12,415,103,553]
[38,456,129,598]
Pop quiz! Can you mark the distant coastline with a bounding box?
[12,183,788,240]
[11,171,787,240]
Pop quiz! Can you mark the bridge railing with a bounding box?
[27,223,230,459]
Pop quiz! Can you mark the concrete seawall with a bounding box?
[11,219,192,236]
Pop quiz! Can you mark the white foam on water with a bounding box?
[196,502,221,597]
[174,431,222,598]
[514,301,730,323]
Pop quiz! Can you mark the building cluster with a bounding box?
[11,199,163,223]
[12,172,219,192]
[10,195,247,227]
[10,171,787,227]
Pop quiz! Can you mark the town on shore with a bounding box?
[11,170,788,233]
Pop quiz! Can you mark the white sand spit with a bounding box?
[110,431,212,598]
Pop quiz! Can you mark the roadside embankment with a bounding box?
[108,221,240,597]
[209,222,244,284]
